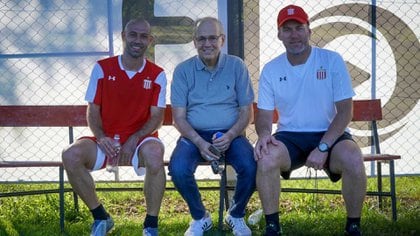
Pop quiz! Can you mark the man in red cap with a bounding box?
[254,5,366,236]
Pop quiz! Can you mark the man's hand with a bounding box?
[97,136,119,159]
[254,134,280,161]
[211,132,232,152]
[196,139,220,161]
[305,149,328,170]
[118,135,138,164]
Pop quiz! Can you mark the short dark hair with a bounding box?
[124,18,151,32]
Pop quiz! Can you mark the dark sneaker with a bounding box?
[90,216,114,236]
[345,223,362,236]
[263,223,282,236]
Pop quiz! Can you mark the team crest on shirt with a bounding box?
[316,67,327,80]
[143,78,152,89]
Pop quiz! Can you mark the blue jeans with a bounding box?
[168,130,256,220]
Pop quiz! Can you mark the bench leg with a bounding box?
[218,168,227,231]
[376,161,383,209]
[224,179,230,212]
[73,191,79,213]
[59,166,65,232]
[390,160,397,221]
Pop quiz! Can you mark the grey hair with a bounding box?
[193,17,224,37]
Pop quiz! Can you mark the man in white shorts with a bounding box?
[254,5,367,236]
[62,18,167,236]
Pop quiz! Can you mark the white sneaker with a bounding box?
[184,211,212,236]
[225,214,252,236]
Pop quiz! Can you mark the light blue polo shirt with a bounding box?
[171,53,254,131]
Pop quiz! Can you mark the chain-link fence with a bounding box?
[1,0,419,184]
[245,0,419,178]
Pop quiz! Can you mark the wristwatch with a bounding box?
[318,142,329,152]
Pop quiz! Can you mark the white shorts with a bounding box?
[92,136,162,176]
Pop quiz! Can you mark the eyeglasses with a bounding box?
[195,35,223,44]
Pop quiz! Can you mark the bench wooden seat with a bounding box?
[0,160,63,168]
[0,99,401,233]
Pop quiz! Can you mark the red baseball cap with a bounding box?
[277,5,309,27]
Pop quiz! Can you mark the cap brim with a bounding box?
[278,17,307,27]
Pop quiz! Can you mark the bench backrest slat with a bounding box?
[0,100,382,127]
[0,104,173,127]
[352,99,382,121]
[252,99,382,124]
[0,105,87,127]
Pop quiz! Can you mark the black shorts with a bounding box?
[273,131,354,182]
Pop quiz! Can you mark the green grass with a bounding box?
[0,176,419,235]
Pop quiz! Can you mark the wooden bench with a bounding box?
[0,104,229,232]
[0,99,400,232]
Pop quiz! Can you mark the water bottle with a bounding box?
[248,209,263,226]
[106,134,121,173]
[212,132,225,174]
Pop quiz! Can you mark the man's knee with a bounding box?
[238,159,257,178]
[257,148,287,173]
[257,157,278,173]
[331,141,363,171]
[168,157,195,184]
[141,142,164,173]
[61,145,83,168]
[168,166,191,187]
[62,140,97,171]
[144,155,164,175]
